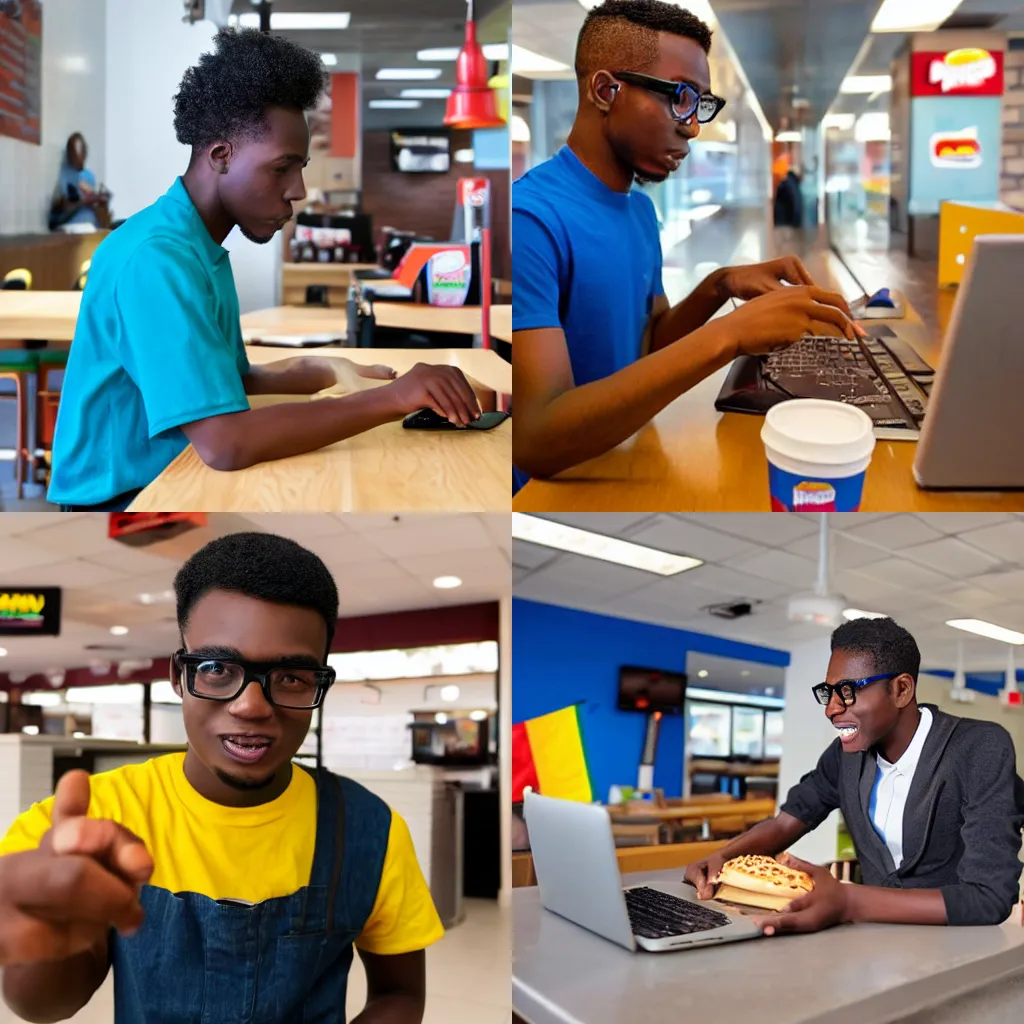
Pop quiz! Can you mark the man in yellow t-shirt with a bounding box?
[0,531,443,1023]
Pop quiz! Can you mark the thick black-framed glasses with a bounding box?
[812,673,896,708]
[172,650,336,710]
[612,71,727,124]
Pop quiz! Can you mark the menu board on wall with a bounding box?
[0,0,42,146]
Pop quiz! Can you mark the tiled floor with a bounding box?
[0,897,511,1024]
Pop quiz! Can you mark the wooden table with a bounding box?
[0,290,79,345]
[608,797,777,824]
[281,261,379,306]
[128,346,511,512]
[513,249,1024,511]
[242,302,512,344]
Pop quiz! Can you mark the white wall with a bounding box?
[0,0,106,234]
[777,636,841,865]
[103,0,279,311]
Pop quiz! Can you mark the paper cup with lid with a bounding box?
[761,400,875,512]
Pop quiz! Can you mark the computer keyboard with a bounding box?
[623,887,731,939]
[714,327,933,433]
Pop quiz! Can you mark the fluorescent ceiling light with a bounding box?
[511,113,531,143]
[109,625,129,636]
[418,44,509,62]
[376,68,442,81]
[433,575,463,589]
[840,75,892,94]
[235,13,352,30]
[947,619,1024,645]
[843,608,888,621]
[855,111,890,142]
[470,709,488,721]
[368,100,422,109]
[401,89,452,99]
[823,113,857,131]
[320,54,338,67]
[435,712,449,725]
[510,45,571,76]
[0,647,6,657]
[512,513,703,576]
[871,0,963,33]
[577,0,717,29]
[440,685,461,702]
[775,130,801,142]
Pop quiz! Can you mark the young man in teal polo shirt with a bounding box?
[48,28,481,511]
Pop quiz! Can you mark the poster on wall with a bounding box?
[911,48,1004,97]
[908,96,1002,215]
[0,0,42,146]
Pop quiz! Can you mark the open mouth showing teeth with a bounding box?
[837,726,858,739]
[221,736,273,763]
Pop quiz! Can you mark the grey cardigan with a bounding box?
[780,704,1024,925]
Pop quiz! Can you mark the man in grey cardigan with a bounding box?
[685,616,1024,933]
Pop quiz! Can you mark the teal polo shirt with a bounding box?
[48,177,251,506]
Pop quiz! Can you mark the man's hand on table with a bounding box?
[684,851,728,901]
[752,854,850,936]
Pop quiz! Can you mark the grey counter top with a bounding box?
[513,870,1024,1024]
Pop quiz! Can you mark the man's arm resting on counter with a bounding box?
[182,386,403,472]
[242,357,336,396]
[844,886,948,926]
[350,949,426,1024]
[648,270,729,353]
[2,938,109,1023]
[512,319,737,480]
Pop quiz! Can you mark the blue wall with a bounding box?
[513,599,791,801]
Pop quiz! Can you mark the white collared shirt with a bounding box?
[869,706,933,869]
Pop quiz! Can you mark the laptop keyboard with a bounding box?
[624,887,732,940]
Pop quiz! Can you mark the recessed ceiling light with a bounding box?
[843,608,888,621]
[417,44,509,62]
[435,712,449,725]
[697,670,709,678]
[234,12,352,30]
[376,68,442,81]
[320,54,338,67]
[512,514,702,576]
[433,576,463,590]
[775,130,802,142]
[840,75,892,94]
[400,88,452,99]
[871,0,961,33]
[454,148,475,163]
[109,625,129,636]
[740,670,750,677]
[136,589,175,606]
[470,709,488,721]
[0,647,7,657]
[947,619,1024,645]
[440,685,461,702]
[368,99,422,109]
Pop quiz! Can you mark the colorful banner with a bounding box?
[911,48,1004,98]
[0,588,62,636]
[0,0,42,145]
[512,704,593,803]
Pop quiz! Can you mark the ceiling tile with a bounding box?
[845,514,944,549]
[685,564,791,602]
[914,513,1012,534]
[528,512,656,535]
[243,513,350,541]
[682,514,819,546]
[785,533,888,571]
[518,552,659,601]
[17,514,120,556]
[828,513,894,528]
[512,540,560,570]
[363,515,492,557]
[0,538,65,573]
[855,558,950,591]
[627,515,758,563]
[84,547,181,576]
[902,537,1002,578]
[927,582,1006,612]
[400,549,510,583]
[11,559,128,590]
[964,569,1024,600]
[723,549,818,587]
[958,520,1024,562]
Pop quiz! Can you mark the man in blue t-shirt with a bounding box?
[512,0,862,491]
[49,28,480,511]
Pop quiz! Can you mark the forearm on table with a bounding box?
[650,270,727,352]
[845,886,948,926]
[350,993,425,1023]
[514,320,735,479]
[191,386,403,471]
[2,946,108,1023]
[714,814,809,861]
[243,358,335,395]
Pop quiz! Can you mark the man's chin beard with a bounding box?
[214,766,278,791]
[239,225,275,245]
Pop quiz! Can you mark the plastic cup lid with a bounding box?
[761,400,875,467]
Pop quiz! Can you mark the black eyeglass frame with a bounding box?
[171,649,336,710]
[811,672,897,708]
[610,71,728,124]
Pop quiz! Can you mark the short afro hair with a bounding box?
[174,532,339,659]
[830,617,921,684]
[173,28,327,150]
[575,0,713,79]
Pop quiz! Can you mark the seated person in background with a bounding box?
[0,532,440,1023]
[685,617,1024,932]
[50,133,111,231]
[511,0,861,492]
[49,27,479,512]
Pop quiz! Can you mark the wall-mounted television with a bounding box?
[390,129,451,173]
[618,665,686,714]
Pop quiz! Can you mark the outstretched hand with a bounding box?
[717,256,817,302]
[753,853,850,936]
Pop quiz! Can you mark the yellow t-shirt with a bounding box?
[0,753,444,956]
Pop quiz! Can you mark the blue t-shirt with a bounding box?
[48,177,251,506]
[511,146,664,492]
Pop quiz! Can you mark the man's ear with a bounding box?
[893,673,916,709]
[208,140,233,175]
[590,70,619,113]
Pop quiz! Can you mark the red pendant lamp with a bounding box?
[444,0,506,130]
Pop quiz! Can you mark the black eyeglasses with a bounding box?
[812,673,896,708]
[611,72,727,124]
[172,650,336,710]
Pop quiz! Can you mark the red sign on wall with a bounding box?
[911,48,1004,97]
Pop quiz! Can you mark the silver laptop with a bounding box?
[523,790,762,953]
[914,234,1024,488]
